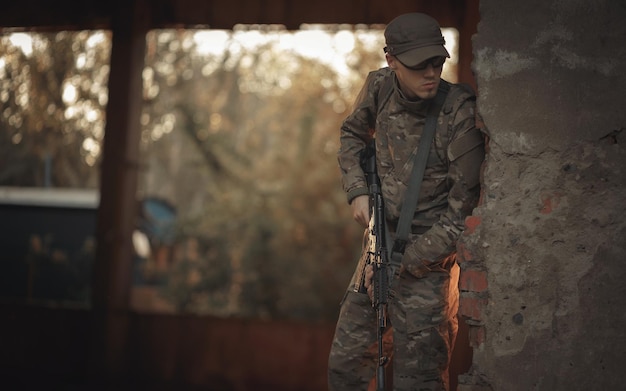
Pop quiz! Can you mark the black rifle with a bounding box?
[360,142,389,391]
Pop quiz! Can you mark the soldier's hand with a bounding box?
[351,195,370,228]
[364,264,374,302]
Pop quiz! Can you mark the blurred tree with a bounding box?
[138,26,387,320]
[0,31,110,188]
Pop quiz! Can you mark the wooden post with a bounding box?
[90,0,149,384]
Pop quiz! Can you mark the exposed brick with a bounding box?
[469,325,486,348]
[459,269,488,293]
[456,242,474,264]
[464,215,481,235]
[459,295,488,322]
[540,191,562,215]
[540,194,554,214]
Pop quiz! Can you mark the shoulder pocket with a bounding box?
[447,128,484,162]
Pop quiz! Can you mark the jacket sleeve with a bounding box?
[403,94,485,274]
[337,70,386,203]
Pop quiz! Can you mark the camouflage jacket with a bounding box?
[338,67,484,269]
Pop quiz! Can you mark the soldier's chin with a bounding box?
[417,88,437,100]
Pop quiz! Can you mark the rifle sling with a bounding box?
[390,84,449,266]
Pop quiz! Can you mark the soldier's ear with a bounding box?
[385,53,397,69]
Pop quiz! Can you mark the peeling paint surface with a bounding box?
[474,48,538,81]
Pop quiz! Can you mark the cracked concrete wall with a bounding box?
[461,0,626,389]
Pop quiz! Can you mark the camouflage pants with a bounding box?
[328,262,459,391]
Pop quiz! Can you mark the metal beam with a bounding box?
[0,0,469,30]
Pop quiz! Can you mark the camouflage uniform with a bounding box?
[328,67,484,390]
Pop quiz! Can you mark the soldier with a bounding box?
[329,12,485,391]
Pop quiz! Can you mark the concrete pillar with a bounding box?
[459,0,626,389]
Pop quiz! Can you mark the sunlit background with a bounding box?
[0,25,458,320]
